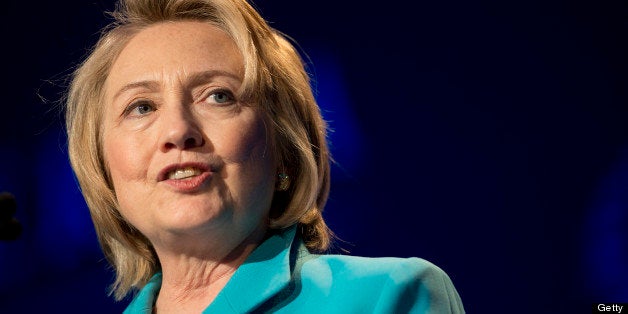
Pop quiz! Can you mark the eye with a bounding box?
[124,100,155,117]
[204,90,235,105]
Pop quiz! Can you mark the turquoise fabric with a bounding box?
[124,227,465,313]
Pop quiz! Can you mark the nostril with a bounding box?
[184,136,204,149]
[160,116,205,151]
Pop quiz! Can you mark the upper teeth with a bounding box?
[168,167,201,180]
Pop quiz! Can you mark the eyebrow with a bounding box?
[111,81,159,102]
[111,69,242,101]
[187,70,241,88]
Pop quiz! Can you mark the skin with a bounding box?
[102,21,277,312]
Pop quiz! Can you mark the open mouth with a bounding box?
[167,167,202,180]
[159,162,211,182]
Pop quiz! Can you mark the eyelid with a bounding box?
[122,99,155,117]
[200,87,236,104]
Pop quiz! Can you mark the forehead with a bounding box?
[106,21,243,94]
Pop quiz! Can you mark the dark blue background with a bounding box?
[1,0,627,313]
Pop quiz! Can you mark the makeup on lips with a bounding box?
[158,162,213,192]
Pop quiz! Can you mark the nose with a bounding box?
[159,105,205,152]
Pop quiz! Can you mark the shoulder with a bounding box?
[297,253,465,313]
[301,254,437,282]
[302,253,453,286]
[324,254,446,278]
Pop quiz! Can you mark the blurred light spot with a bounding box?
[305,46,365,179]
[582,146,628,300]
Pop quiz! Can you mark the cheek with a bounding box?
[223,116,277,217]
[220,115,273,167]
[103,130,151,186]
[102,132,156,222]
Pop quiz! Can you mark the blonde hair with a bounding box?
[65,0,331,300]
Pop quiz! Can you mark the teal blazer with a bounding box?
[124,227,465,313]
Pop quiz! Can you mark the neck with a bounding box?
[153,223,267,313]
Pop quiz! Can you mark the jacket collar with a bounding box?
[123,226,300,314]
[203,225,298,313]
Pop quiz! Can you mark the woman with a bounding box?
[65,0,465,312]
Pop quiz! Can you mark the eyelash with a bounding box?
[121,88,236,118]
[123,99,155,117]
[202,88,235,105]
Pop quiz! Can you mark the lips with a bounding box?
[157,162,213,192]
[158,162,210,182]
[167,167,202,180]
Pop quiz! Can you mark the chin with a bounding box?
[157,199,230,231]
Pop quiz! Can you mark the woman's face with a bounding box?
[102,21,276,245]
